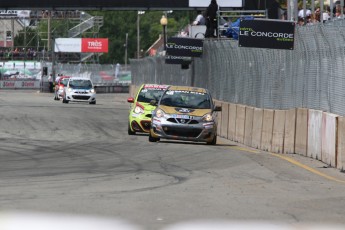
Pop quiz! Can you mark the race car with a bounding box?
[62,78,96,104]
[149,85,222,145]
[127,84,169,135]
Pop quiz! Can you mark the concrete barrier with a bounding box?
[337,117,345,171]
[272,110,286,153]
[295,108,308,156]
[321,112,338,167]
[244,107,254,146]
[235,105,246,143]
[228,103,237,141]
[307,109,323,160]
[284,109,296,154]
[261,109,274,152]
[251,108,263,149]
[220,102,229,139]
[214,100,222,137]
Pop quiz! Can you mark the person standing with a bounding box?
[205,0,218,38]
[193,11,206,25]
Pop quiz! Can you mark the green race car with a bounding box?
[127,84,169,135]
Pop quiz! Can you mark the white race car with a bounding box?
[62,78,96,104]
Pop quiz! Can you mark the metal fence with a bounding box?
[130,19,345,116]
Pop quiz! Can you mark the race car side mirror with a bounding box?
[127,97,134,103]
[214,105,222,112]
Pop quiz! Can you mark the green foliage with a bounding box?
[13,10,195,64]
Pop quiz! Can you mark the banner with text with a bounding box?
[55,38,109,53]
[239,20,295,50]
[166,37,203,57]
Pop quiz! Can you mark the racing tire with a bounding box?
[89,101,96,105]
[62,96,68,104]
[206,135,217,145]
[128,124,135,135]
[149,131,160,142]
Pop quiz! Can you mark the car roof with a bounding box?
[69,78,92,81]
[142,84,169,89]
[167,85,208,94]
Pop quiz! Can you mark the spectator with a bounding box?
[192,11,206,25]
[205,0,218,38]
[48,74,54,92]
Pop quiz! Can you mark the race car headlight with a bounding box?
[155,109,165,118]
[68,87,72,92]
[59,86,63,90]
[134,106,144,114]
[90,88,95,93]
[202,113,214,122]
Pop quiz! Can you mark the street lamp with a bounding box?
[160,15,168,51]
[137,11,145,59]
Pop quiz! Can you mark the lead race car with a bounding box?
[149,85,221,145]
[127,84,169,135]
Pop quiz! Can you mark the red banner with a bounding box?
[81,38,108,53]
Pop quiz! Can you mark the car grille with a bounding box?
[72,95,90,100]
[167,118,199,124]
[162,126,202,138]
[146,114,152,118]
[140,120,151,131]
[75,91,89,94]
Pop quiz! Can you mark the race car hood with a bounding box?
[138,102,157,112]
[158,105,211,116]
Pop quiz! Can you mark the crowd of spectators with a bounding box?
[0,48,39,60]
[298,1,345,25]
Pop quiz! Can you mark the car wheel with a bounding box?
[62,96,68,104]
[128,123,135,135]
[149,130,160,142]
[89,101,96,105]
[206,135,217,145]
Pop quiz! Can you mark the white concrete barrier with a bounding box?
[228,103,237,141]
[220,102,229,139]
[235,105,246,143]
[251,108,263,149]
[307,109,323,160]
[337,117,345,171]
[321,112,338,167]
[214,100,222,137]
[295,108,308,156]
[272,110,286,153]
[244,107,254,146]
[261,109,274,152]
[284,109,296,154]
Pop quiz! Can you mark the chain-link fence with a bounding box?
[130,20,345,116]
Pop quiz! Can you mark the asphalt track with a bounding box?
[1,90,345,230]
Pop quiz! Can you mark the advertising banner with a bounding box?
[55,38,108,53]
[81,38,109,53]
[166,37,203,57]
[0,81,40,89]
[165,55,192,64]
[239,20,295,50]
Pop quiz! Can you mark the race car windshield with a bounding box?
[60,79,69,86]
[160,91,211,109]
[69,80,92,89]
[137,89,165,103]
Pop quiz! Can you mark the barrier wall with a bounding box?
[0,80,40,89]
[244,107,254,146]
[284,109,296,154]
[228,103,237,141]
[321,113,338,167]
[272,110,286,153]
[220,102,229,139]
[215,100,222,137]
[235,105,246,143]
[307,110,323,160]
[295,108,308,156]
[337,117,345,171]
[251,108,263,149]
[261,109,274,152]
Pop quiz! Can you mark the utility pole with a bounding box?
[125,33,128,71]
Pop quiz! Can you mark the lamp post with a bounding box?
[137,11,145,59]
[160,15,168,51]
[124,33,128,71]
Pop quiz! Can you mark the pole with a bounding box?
[125,33,128,71]
[137,12,140,58]
[163,25,167,51]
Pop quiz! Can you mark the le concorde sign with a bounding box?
[166,37,203,58]
[239,19,295,50]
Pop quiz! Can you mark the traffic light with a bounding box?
[43,67,48,76]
